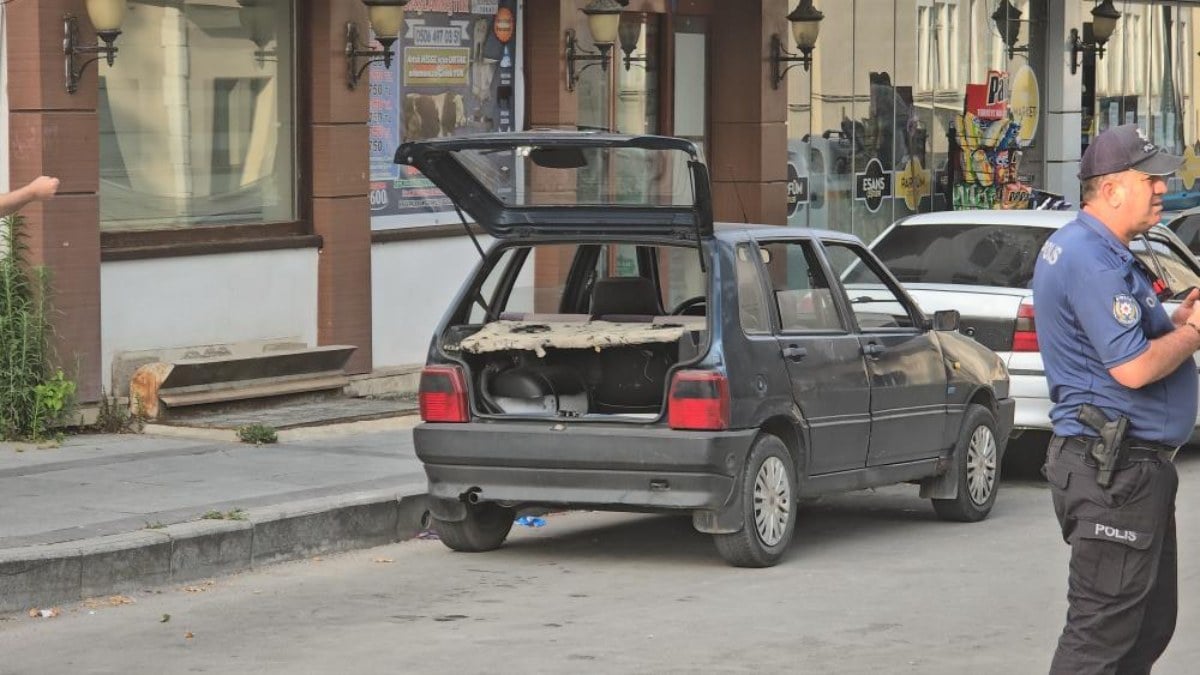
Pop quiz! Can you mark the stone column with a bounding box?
[710,0,787,225]
[8,1,103,401]
[309,0,373,374]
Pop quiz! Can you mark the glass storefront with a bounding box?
[785,0,1200,240]
[98,0,297,231]
[1090,1,1200,213]
[786,0,1044,243]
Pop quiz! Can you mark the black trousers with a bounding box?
[1044,436,1179,675]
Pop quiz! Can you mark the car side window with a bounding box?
[734,244,770,334]
[757,241,843,332]
[822,242,918,331]
[1132,236,1200,294]
[468,246,532,323]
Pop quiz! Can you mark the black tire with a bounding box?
[433,503,515,552]
[932,404,1000,522]
[713,434,797,568]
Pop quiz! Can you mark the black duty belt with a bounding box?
[1058,435,1178,464]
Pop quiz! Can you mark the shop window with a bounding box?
[98,1,296,231]
[1089,2,1199,211]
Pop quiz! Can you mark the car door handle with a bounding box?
[782,345,808,361]
[862,343,884,358]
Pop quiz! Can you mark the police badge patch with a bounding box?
[1113,294,1141,326]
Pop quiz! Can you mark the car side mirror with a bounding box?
[931,309,960,332]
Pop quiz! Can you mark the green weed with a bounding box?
[237,424,278,445]
[200,508,246,521]
[0,214,76,440]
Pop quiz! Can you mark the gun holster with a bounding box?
[1076,403,1130,488]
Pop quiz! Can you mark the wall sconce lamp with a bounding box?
[565,0,623,92]
[991,0,1028,60]
[64,0,127,95]
[1070,0,1121,75]
[617,14,648,72]
[238,0,277,67]
[770,0,824,90]
[346,0,409,90]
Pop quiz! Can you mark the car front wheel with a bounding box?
[713,434,797,568]
[433,502,515,552]
[931,404,1000,522]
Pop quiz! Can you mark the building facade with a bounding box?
[3,0,1198,401]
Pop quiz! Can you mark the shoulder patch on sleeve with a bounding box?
[1112,294,1141,326]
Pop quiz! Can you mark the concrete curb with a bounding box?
[0,488,430,613]
[141,414,422,444]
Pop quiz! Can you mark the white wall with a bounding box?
[100,248,318,390]
[372,234,495,368]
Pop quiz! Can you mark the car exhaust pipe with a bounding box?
[462,487,482,504]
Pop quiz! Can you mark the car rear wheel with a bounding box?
[932,404,1000,522]
[713,434,797,568]
[433,503,515,552]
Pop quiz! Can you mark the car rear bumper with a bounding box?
[413,422,758,509]
[1010,370,1053,431]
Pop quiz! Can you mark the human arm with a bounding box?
[1109,317,1200,388]
[1171,288,1200,326]
[0,176,59,217]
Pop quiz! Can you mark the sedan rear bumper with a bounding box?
[414,422,758,510]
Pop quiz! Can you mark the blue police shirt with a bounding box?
[1031,212,1198,446]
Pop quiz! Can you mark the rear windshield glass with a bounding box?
[871,223,1054,289]
[451,146,696,208]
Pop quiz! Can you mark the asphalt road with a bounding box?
[3,453,1200,675]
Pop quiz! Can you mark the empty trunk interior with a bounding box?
[443,320,707,420]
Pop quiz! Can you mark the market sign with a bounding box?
[896,157,930,212]
[786,161,809,216]
[1010,64,1040,147]
[966,70,1009,121]
[855,158,891,213]
[493,6,514,43]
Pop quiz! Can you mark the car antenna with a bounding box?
[453,203,486,260]
[729,166,750,224]
[1136,231,1172,290]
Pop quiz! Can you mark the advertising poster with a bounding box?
[951,69,1044,210]
[369,0,519,229]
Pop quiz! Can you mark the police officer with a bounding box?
[1033,123,1200,674]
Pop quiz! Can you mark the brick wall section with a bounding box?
[308,1,372,374]
[8,1,103,401]
[525,1,579,313]
[710,0,788,226]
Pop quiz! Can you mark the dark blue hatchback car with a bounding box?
[396,132,1014,567]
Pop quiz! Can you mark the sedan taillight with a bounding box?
[419,365,468,423]
[1012,299,1038,352]
[668,370,730,431]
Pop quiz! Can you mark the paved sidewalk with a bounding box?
[0,417,428,613]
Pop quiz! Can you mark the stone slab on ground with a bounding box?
[159,396,418,430]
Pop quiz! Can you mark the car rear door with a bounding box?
[820,239,949,466]
[752,239,871,474]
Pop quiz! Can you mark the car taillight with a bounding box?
[419,365,468,423]
[668,370,730,431]
[1013,299,1038,352]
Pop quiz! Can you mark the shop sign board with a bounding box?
[369,0,520,228]
[855,158,891,213]
[786,162,809,216]
[1009,64,1040,147]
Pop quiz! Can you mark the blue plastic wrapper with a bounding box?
[514,515,546,528]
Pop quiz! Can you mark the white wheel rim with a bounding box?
[966,425,997,506]
[753,456,791,547]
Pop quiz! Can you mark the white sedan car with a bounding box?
[867,209,1200,445]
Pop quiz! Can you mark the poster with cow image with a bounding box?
[369,0,519,229]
